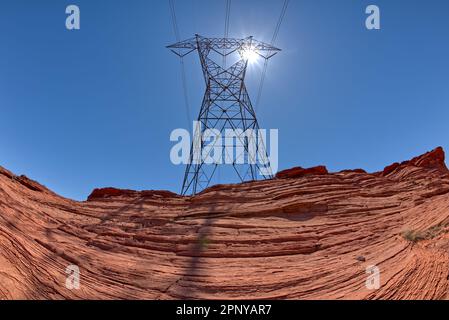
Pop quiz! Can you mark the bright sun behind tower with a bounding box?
[242,48,259,64]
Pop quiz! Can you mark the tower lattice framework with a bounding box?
[168,35,280,195]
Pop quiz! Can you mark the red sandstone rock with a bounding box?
[382,147,449,177]
[1,147,449,300]
[88,188,137,201]
[410,147,448,171]
[382,162,401,176]
[339,169,367,174]
[88,188,182,201]
[276,165,328,179]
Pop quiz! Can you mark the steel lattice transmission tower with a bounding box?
[168,35,280,195]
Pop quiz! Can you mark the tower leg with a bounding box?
[181,85,273,196]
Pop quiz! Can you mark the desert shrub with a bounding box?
[401,229,426,243]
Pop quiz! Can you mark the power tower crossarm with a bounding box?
[167,37,198,57]
[167,35,281,59]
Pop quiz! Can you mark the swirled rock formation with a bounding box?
[1,147,449,300]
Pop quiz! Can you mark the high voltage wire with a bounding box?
[169,0,192,132]
[169,0,180,41]
[223,0,231,67]
[255,0,290,112]
[225,0,231,39]
[272,0,289,45]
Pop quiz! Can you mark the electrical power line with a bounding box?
[272,0,289,45]
[169,0,192,131]
[255,0,290,112]
[223,0,231,67]
[225,0,231,39]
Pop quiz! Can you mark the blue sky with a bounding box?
[1,0,449,200]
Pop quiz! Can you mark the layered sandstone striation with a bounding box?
[1,147,449,300]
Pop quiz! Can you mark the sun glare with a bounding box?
[242,49,259,64]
